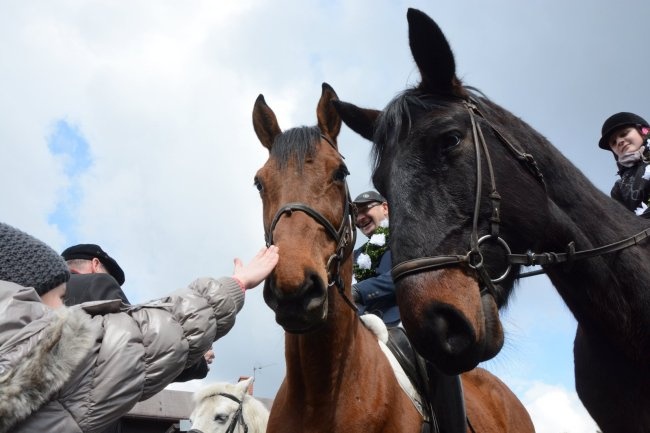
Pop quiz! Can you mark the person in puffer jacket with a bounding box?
[0,222,279,433]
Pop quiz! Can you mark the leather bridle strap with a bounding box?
[392,100,517,295]
[508,227,650,266]
[218,392,248,433]
[267,202,340,245]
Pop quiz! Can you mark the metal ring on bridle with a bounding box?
[467,250,484,270]
[326,254,342,287]
[475,234,512,283]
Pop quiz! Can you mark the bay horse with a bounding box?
[253,82,534,433]
[333,8,650,433]
[188,378,269,433]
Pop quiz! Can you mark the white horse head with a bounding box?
[188,377,269,433]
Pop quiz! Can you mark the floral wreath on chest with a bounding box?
[353,219,389,282]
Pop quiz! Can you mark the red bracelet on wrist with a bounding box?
[232,276,246,293]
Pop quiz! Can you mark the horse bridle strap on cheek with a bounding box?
[265,181,358,312]
[218,392,248,433]
[392,99,534,297]
[391,98,650,294]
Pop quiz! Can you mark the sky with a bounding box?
[1,1,648,431]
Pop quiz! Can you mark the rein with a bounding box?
[218,392,247,433]
[391,99,650,295]
[265,134,358,311]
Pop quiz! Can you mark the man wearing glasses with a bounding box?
[352,192,467,433]
[351,190,400,327]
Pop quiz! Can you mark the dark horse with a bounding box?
[252,83,534,433]
[334,8,650,433]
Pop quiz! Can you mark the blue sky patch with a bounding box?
[47,119,93,243]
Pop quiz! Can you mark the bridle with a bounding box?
[391,98,650,297]
[264,134,358,311]
[218,392,247,433]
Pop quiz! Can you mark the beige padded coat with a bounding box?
[0,276,245,433]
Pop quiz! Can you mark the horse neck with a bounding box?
[529,138,650,357]
[477,94,650,358]
[283,260,366,394]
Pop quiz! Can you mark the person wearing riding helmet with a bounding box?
[598,112,650,218]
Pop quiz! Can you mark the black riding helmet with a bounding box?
[598,112,650,150]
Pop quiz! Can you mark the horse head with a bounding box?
[335,9,552,374]
[252,83,355,333]
[189,378,269,433]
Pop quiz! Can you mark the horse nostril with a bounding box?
[302,272,327,314]
[429,306,474,356]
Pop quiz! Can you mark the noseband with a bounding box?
[391,99,650,297]
[218,392,248,433]
[265,134,358,311]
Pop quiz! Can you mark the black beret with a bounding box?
[0,222,70,295]
[61,243,125,286]
[353,190,386,205]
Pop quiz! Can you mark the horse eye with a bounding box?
[214,413,228,423]
[441,133,462,151]
[333,165,349,182]
[253,177,263,193]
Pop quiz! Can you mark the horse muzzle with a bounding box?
[263,270,328,333]
[396,268,504,374]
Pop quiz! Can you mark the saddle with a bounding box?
[385,326,467,433]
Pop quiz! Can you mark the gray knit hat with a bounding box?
[0,222,70,295]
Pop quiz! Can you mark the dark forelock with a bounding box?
[270,126,321,172]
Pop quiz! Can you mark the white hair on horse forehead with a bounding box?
[193,381,245,405]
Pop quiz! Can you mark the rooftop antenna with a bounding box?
[253,362,276,381]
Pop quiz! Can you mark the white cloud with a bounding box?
[523,382,600,433]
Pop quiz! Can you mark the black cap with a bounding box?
[598,112,649,150]
[61,244,125,286]
[353,190,386,205]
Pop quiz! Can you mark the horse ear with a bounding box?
[317,82,342,143]
[236,377,254,397]
[253,94,282,151]
[332,100,379,142]
[407,8,458,95]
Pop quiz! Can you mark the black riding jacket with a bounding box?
[611,152,650,218]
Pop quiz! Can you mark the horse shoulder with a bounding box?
[461,368,535,433]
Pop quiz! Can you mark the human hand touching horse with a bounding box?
[232,245,279,290]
